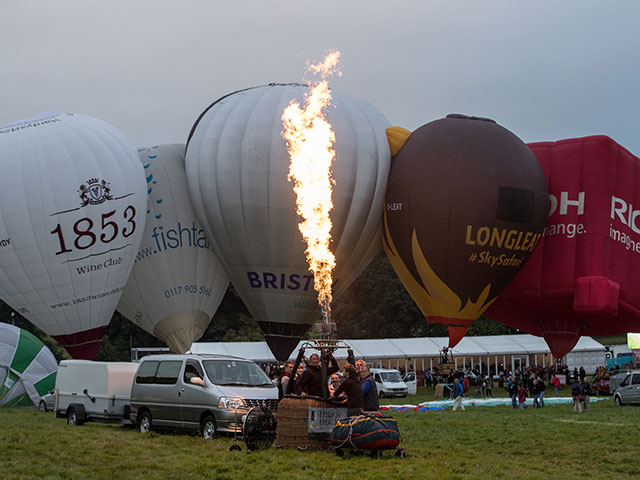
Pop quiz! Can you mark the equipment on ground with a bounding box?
[229,406,277,452]
[330,412,404,458]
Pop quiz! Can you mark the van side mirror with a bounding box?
[190,377,204,386]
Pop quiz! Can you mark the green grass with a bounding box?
[2,387,638,480]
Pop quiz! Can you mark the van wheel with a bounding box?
[379,391,385,398]
[138,411,152,433]
[39,401,47,413]
[67,407,83,426]
[201,415,217,440]
[615,395,623,406]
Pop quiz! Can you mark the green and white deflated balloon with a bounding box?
[0,323,57,407]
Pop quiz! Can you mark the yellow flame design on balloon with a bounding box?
[383,210,496,321]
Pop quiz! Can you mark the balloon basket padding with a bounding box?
[437,363,456,375]
[275,396,339,450]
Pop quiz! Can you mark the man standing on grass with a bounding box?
[509,379,519,409]
[571,379,583,413]
[452,378,465,411]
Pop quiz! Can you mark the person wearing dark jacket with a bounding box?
[571,380,583,413]
[330,365,364,416]
[298,353,339,398]
[508,381,519,409]
[356,360,379,411]
[533,378,546,408]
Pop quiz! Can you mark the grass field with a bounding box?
[2,387,638,480]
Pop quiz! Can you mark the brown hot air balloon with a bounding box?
[383,114,549,348]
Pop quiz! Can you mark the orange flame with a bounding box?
[282,51,341,320]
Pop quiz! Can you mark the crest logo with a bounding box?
[78,178,113,206]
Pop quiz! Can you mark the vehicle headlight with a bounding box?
[217,396,245,409]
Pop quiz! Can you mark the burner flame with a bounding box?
[282,51,341,323]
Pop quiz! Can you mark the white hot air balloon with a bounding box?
[0,112,147,359]
[186,84,391,360]
[117,144,229,353]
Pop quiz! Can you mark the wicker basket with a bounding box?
[275,396,337,450]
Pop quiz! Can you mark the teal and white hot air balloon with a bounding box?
[0,113,147,359]
[0,322,58,408]
[186,84,391,360]
[117,144,229,353]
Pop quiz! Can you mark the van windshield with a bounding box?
[379,371,402,383]
[202,360,273,387]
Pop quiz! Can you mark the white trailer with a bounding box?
[54,360,138,426]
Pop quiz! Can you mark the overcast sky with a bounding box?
[2,1,640,154]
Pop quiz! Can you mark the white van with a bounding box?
[54,360,138,425]
[370,368,409,398]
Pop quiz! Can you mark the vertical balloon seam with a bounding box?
[138,150,167,330]
[624,141,637,327]
[28,123,67,334]
[350,101,390,277]
[332,96,367,268]
[128,146,155,332]
[79,119,115,337]
[57,122,85,335]
[164,149,189,310]
[71,119,108,337]
[214,93,245,269]
[267,86,286,267]
[84,118,134,338]
[332,98,384,297]
[276,87,307,270]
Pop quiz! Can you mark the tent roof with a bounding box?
[189,334,606,363]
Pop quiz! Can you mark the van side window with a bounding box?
[374,374,382,383]
[136,361,159,384]
[184,363,202,383]
[155,361,182,385]
[632,374,640,385]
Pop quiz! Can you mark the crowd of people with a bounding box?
[274,353,380,416]
[263,357,612,414]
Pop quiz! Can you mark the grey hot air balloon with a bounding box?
[186,84,391,360]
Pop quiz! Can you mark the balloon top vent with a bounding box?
[446,113,496,123]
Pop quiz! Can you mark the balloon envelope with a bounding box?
[0,113,147,359]
[488,135,640,357]
[0,322,57,407]
[117,144,229,353]
[383,115,549,347]
[186,84,391,360]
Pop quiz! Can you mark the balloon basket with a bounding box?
[275,396,337,450]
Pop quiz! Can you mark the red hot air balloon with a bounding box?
[383,115,549,348]
[487,135,640,358]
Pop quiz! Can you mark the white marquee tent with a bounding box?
[189,334,607,374]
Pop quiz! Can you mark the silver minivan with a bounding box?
[613,370,640,406]
[130,354,278,438]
